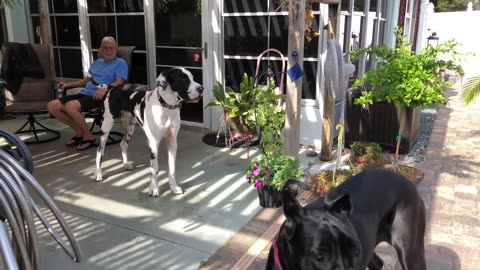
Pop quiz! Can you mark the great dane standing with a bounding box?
[94,67,203,196]
[267,169,427,270]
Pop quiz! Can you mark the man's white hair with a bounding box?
[101,36,117,47]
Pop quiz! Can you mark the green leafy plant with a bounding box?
[350,29,465,108]
[246,152,303,191]
[205,74,285,139]
[350,142,384,171]
[460,75,480,105]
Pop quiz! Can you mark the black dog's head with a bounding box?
[156,67,203,103]
[267,180,362,270]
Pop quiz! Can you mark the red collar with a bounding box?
[272,236,283,270]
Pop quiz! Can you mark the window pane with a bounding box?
[51,16,80,46]
[55,48,82,78]
[224,1,267,13]
[115,0,143,12]
[354,0,364,12]
[302,61,317,100]
[52,0,78,13]
[380,0,388,18]
[269,15,288,56]
[89,16,116,48]
[29,0,39,14]
[31,16,41,44]
[117,16,145,50]
[87,0,114,13]
[370,0,377,12]
[130,52,147,84]
[224,16,269,55]
[155,5,201,47]
[341,0,349,11]
[156,48,203,67]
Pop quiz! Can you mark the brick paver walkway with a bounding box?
[201,87,480,270]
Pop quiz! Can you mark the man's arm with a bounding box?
[57,77,90,90]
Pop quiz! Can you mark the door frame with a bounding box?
[145,0,218,130]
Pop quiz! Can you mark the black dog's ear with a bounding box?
[281,179,306,240]
[324,188,352,216]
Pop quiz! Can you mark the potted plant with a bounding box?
[205,74,284,147]
[245,151,303,208]
[346,29,464,154]
[350,142,385,170]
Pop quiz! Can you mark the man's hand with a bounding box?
[93,87,108,100]
[57,82,67,89]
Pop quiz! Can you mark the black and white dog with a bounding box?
[94,67,203,196]
[267,169,427,270]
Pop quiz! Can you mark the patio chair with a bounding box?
[85,46,135,145]
[1,43,60,144]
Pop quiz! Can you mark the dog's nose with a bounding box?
[197,86,204,94]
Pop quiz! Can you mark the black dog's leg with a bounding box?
[367,253,383,270]
[391,199,427,270]
[265,246,275,270]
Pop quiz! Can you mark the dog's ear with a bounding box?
[324,188,352,216]
[156,70,170,90]
[281,179,305,240]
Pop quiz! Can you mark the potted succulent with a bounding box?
[245,151,303,208]
[346,29,464,154]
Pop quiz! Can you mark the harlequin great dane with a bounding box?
[267,169,426,270]
[94,67,203,196]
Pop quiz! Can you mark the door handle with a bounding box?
[199,42,208,59]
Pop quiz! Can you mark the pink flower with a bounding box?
[255,161,260,167]
[356,157,362,164]
[246,175,250,181]
[318,187,325,194]
[255,180,264,188]
[252,168,260,177]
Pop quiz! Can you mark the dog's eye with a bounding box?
[354,248,360,257]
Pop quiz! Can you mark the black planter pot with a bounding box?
[345,89,420,155]
[256,186,282,208]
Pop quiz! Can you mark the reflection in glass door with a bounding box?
[154,0,204,124]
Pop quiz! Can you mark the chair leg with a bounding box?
[15,115,61,144]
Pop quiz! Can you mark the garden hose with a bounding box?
[0,130,82,269]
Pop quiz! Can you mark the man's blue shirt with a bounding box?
[80,58,128,96]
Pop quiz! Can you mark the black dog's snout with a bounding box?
[197,86,204,94]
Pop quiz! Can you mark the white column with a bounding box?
[415,0,429,53]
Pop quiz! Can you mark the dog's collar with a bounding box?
[159,95,181,110]
[272,236,284,270]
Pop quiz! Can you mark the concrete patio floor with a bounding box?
[0,116,316,270]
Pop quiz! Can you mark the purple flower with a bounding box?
[246,175,250,181]
[255,180,264,188]
[252,168,260,177]
[255,161,260,167]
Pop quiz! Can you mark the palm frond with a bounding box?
[460,75,480,105]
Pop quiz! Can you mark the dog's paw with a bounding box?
[148,187,160,197]
[170,185,183,195]
[95,173,103,182]
[123,162,134,171]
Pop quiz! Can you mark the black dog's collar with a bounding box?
[159,95,181,110]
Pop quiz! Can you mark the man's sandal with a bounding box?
[76,138,96,151]
[66,136,83,146]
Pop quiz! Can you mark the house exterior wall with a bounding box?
[2,0,420,150]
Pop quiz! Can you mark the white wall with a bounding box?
[424,9,480,79]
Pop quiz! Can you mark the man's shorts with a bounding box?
[58,93,102,112]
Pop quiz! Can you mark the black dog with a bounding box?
[266,168,426,270]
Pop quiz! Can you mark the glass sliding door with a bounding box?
[154,0,204,124]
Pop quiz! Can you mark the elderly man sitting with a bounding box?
[47,36,128,150]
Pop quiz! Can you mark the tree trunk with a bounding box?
[284,0,305,157]
[38,0,55,80]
